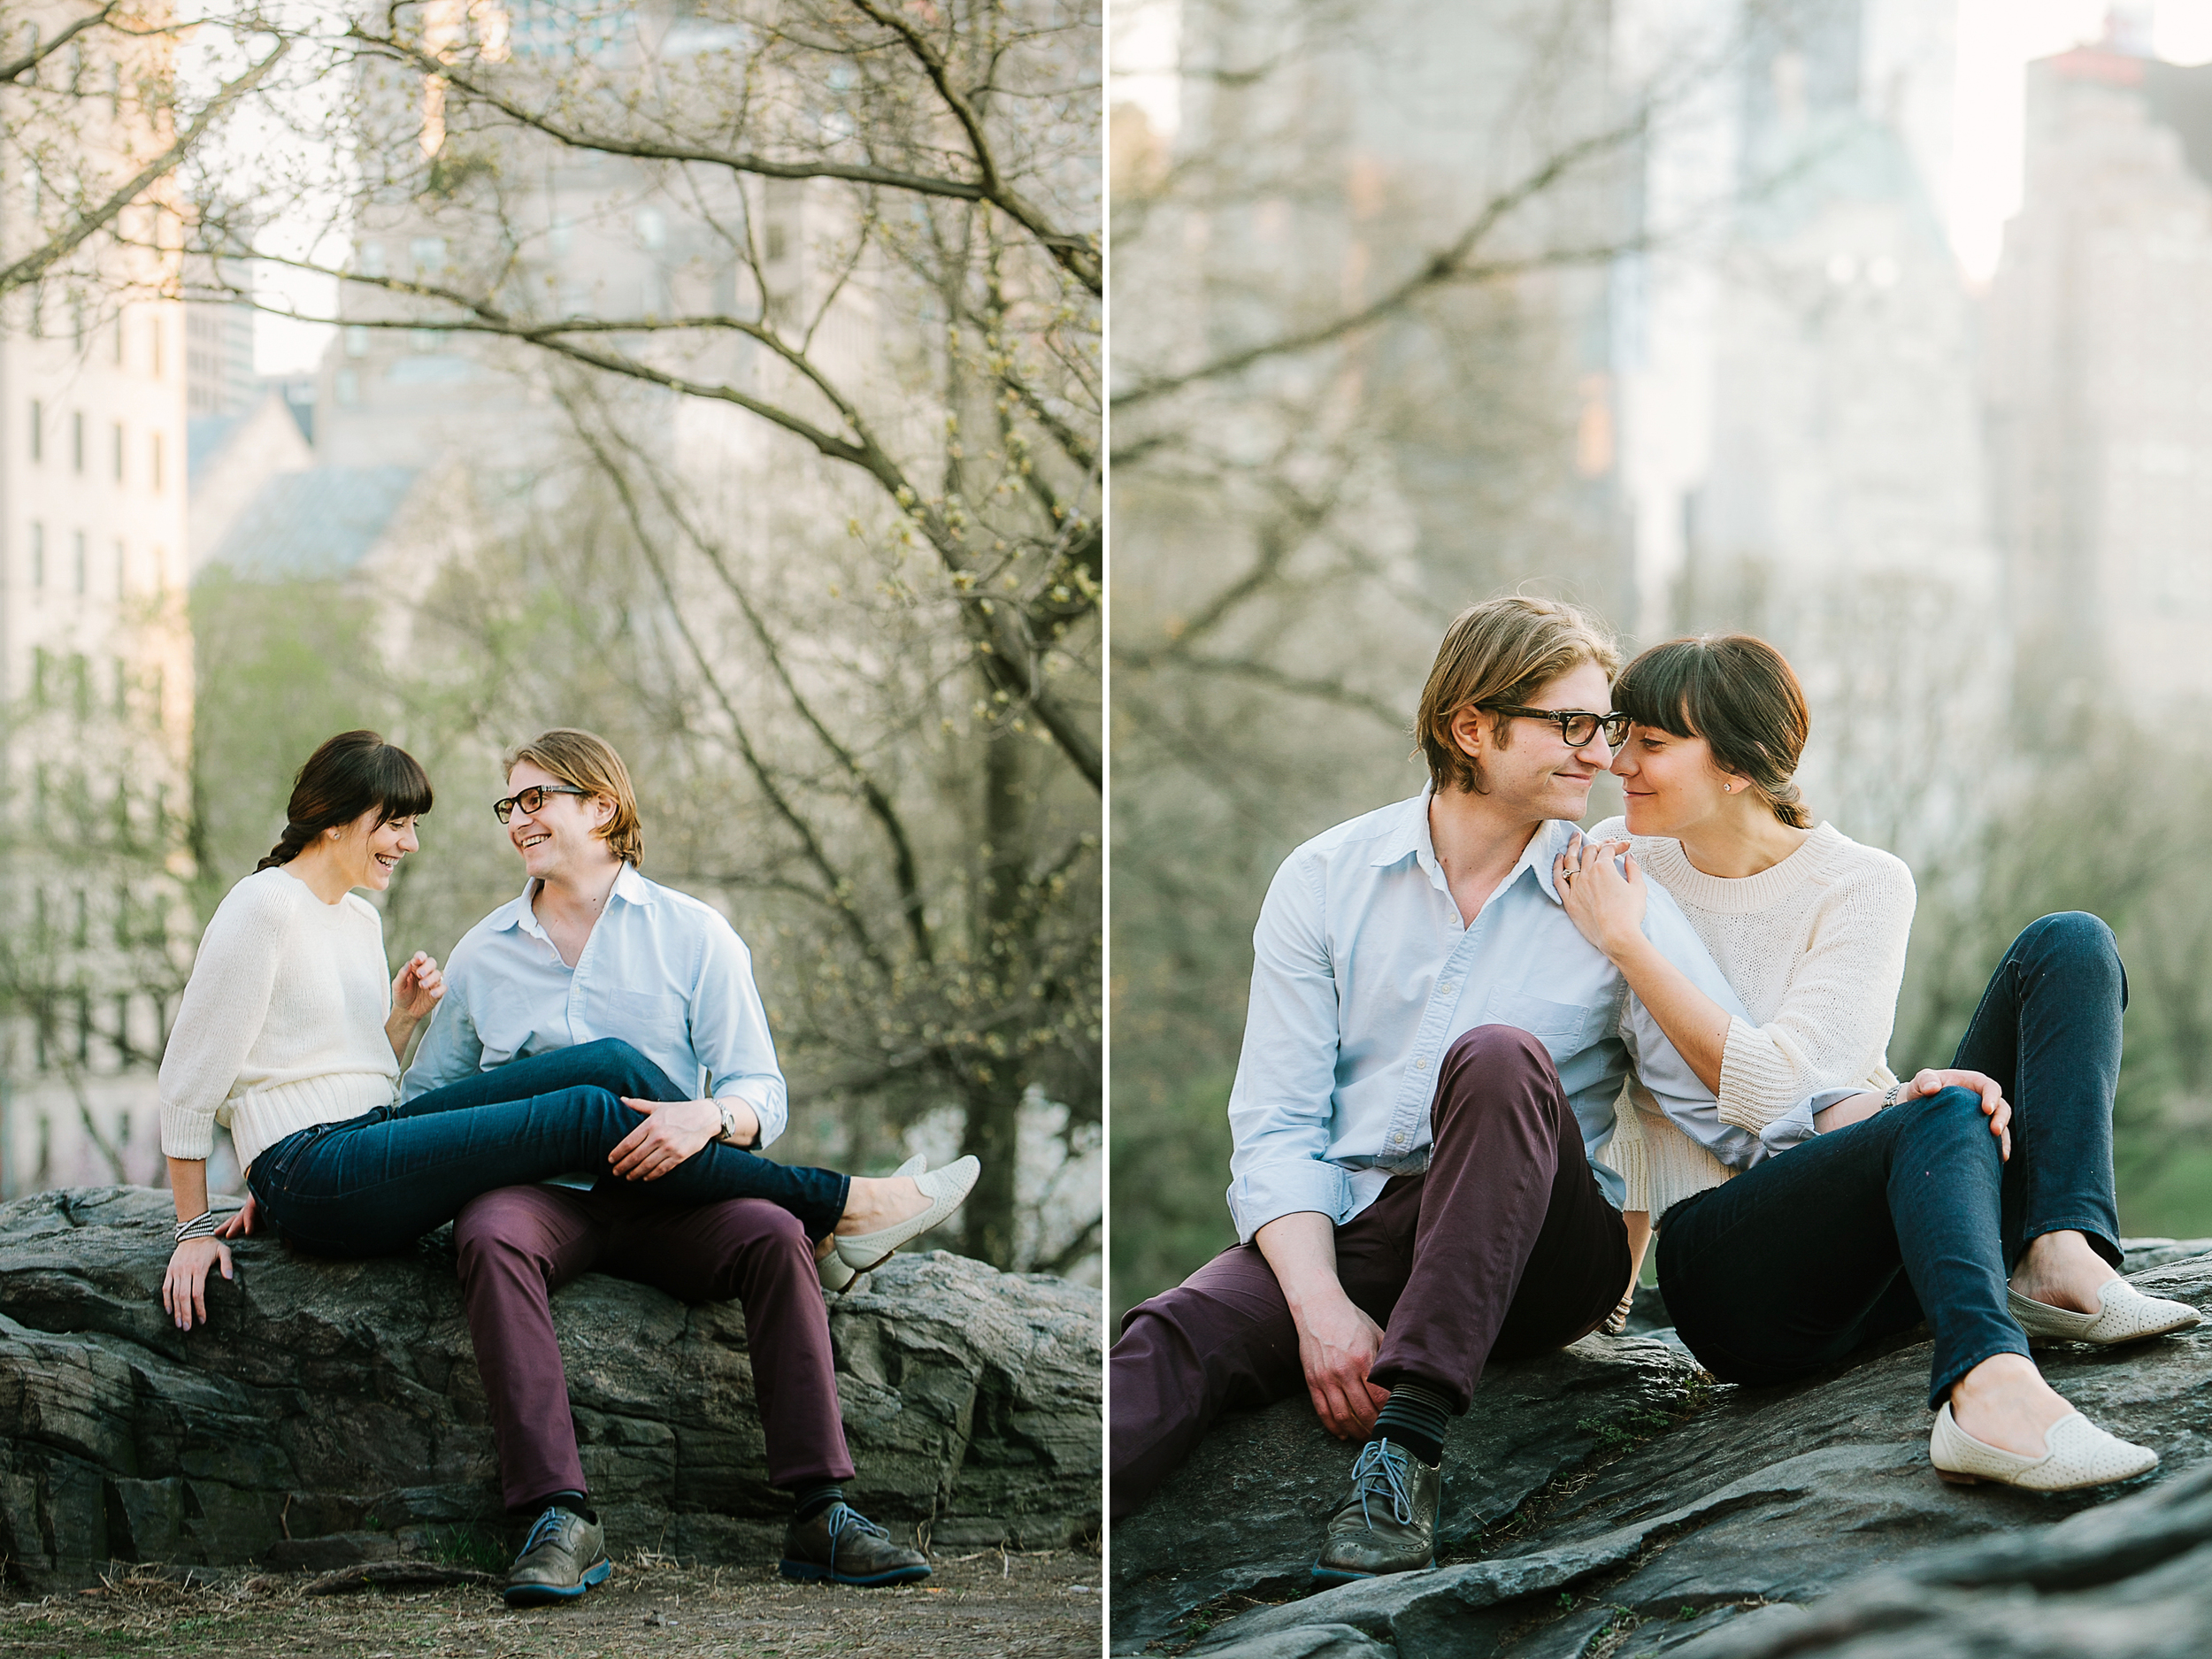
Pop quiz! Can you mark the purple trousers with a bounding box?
[455,1183,856,1513]
[1110,1025,1629,1519]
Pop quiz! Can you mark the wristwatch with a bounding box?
[715,1100,741,1146]
[1879,1080,1907,1110]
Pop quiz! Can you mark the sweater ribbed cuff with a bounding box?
[1715,1015,1800,1133]
[159,1102,215,1163]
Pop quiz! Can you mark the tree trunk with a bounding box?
[960,726,1027,1266]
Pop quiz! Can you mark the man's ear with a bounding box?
[589,793,617,830]
[1447,703,1492,762]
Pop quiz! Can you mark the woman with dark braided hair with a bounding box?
[158,731,975,1331]
[1548,634,2195,1494]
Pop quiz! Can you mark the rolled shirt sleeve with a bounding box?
[400,964,480,1101]
[690,920,788,1148]
[1226,854,1355,1243]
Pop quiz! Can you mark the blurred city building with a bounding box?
[1617,0,2001,854]
[1985,26,2212,715]
[0,7,199,1196]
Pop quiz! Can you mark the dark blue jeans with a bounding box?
[247,1040,851,1256]
[1657,911,2127,1407]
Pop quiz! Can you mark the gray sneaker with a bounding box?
[503,1505,612,1607]
[1312,1439,1441,1585]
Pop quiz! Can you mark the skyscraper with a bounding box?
[1985,34,2212,711]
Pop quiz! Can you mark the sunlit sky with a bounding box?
[1110,0,2212,288]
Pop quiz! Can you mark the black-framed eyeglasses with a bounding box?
[493,784,590,824]
[1481,705,1632,749]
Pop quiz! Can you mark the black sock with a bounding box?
[526,1489,594,1523]
[1369,1379,1451,1468]
[795,1482,846,1523]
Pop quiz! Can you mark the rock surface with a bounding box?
[1118,1240,2212,1658]
[0,1187,1101,1591]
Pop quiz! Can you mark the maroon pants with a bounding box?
[455,1183,856,1513]
[1110,1025,1629,1519]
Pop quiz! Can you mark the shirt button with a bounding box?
[1438,983,1454,995]
[1416,1058,1427,1070]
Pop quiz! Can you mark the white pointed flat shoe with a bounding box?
[818,1155,926,1292]
[2008,1278,2204,1346]
[1930,1403,2158,1491]
[832,1155,979,1273]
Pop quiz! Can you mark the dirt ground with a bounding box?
[0,1547,1101,1658]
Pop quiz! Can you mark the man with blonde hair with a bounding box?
[1110,596,1787,1582]
[405,729,931,1604]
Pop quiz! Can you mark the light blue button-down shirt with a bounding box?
[403,864,789,1146]
[1225,791,1818,1243]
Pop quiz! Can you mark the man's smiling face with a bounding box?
[503,759,612,884]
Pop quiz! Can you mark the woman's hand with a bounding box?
[1811,1069,2011,1160]
[163,1237,234,1332]
[1554,833,1647,960]
[215,1194,258,1239]
[391,952,445,1023]
[1896,1067,2012,1161]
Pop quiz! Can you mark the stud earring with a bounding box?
[1722,783,1732,793]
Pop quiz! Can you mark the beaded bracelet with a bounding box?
[173,1210,219,1244]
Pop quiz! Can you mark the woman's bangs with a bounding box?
[373,747,434,823]
[1613,642,1709,739]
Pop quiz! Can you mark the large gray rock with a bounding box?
[1111,1334,1703,1649]
[0,1187,1100,1590]
[1125,1244,2212,1658]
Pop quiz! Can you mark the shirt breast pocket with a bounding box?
[596,988,692,1078]
[1480,989,1591,1063]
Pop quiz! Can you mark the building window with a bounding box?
[71,411,83,472]
[345,325,370,357]
[28,400,40,462]
[150,432,163,491]
[410,236,447,274]
[29,521,43,588]
[359,241,386,278]
[73,531,86,595]
[111,422,124,483]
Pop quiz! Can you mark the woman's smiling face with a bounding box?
[327,805,420,892]
[1611,720,1734,839]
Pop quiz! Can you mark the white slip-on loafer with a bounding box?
[1930,1403,2158,1491]
[833,1156,980,1273]
[2008,1278,2204,1346]
[818,1155,927,1292]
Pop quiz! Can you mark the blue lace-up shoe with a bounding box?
[779,1502,933,1586]
[1311,1438,1442,1585]
[503,1505,613,1607]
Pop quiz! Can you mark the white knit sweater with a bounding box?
[157,866,401,1175]
[1590,818,1916,1224]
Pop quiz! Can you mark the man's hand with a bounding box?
[611,1097,721,1179]
[1254,1211,1391,1439]
[1294,1288,1393,1440]
[163,1237,233,1332]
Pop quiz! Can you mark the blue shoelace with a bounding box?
[1346,1439,1417,1528]
[822,1502,891,1569]
[518,1507,572,1558]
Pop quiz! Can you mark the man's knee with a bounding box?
[456,1190,559,1285]
[1443,1023,1555,1078]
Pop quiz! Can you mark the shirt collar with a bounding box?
[493,864,649,940]
[1369,787,1577,905]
